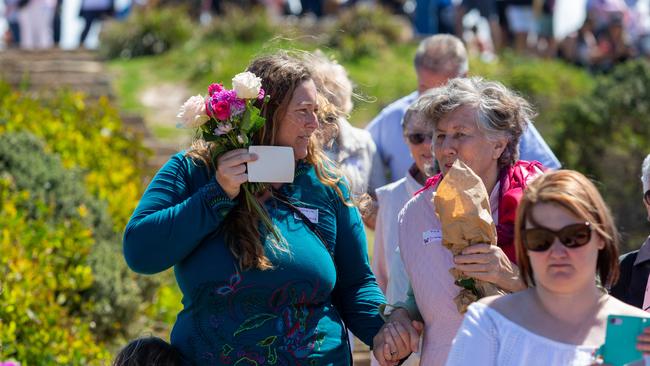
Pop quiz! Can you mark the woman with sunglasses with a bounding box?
[373,77,545,366]
[611,154,650,310]
[371,102,436,366]
[445,170,649,365]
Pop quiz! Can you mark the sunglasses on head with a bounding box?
[523,222,592,252]
[406,132,433,145]
[645,190,650,205]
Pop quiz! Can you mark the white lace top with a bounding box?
[445,302,598,366]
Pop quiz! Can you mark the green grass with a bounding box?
[108,37,420,130]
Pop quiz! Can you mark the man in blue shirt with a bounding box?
[365,34,561,193]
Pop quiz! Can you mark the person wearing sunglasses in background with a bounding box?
[611,154,650,311]
[446,169,650,365]
[373,78,545,366]
[371,102,436,366]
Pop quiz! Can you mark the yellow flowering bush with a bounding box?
[0,175,110,365]
[0,82,154,362]
[0,82,149,232]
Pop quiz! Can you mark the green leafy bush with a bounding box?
[326,4,410,61]
[0,83,149,231]
[470,52,596,146]
[553,60,650,249]
[0,132,110,365]
[201,5,279,44]
[0,82,157,353]
[99,6,194,59]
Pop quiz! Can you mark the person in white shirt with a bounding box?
[17,0,56,49]
[447,169,650,366]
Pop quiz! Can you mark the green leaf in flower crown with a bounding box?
[233,313,278,336]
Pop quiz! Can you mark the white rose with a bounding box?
[176,95,210,128]
[232,71,262,99]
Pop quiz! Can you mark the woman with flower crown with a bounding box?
[122,51,386,365]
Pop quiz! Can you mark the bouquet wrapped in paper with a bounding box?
[433,160,507,313]
[176,72,279,239]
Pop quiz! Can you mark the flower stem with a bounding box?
[242,184,281,243]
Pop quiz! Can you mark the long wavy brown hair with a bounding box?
[186,52,347,271]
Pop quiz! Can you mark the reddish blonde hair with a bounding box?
[514,170,620,288]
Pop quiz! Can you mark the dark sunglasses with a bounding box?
[644,190,650,205]
[523,222,592,252]
[406,132,433,145]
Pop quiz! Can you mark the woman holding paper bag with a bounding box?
[123,52,385,365]
[374,77,544,366]
[446,170,650,365]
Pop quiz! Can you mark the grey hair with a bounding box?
[402,99,428,132]
[642,154,650,192]
[417,77,535,168]
[414,34,469,77]
[307,50,354,115]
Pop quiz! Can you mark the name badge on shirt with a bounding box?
[294,207,319,224]
[422,229,442,246]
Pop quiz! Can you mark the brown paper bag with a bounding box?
[433,160,507,313]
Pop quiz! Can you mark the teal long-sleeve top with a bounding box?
[123,153,385,365]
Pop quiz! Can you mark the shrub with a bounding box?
[0,132,111,365]
[99,6,194,59]
[0,82,155,347]
[201,5,279,44]
[326,4,410,61]
[470,52,596,146]
[0,83,149,232]
[554,60,650,250]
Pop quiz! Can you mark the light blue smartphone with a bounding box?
[597,314,649,366]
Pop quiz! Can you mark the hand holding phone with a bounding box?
[597,315,650,366]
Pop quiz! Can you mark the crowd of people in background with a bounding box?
[3,0,650,73]
[109,33,650,364]
[202,0,650,72]
[2,0,131,49]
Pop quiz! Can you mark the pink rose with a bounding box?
[208,83,223,96]
[257,88,265,100]
[214,100,231,121]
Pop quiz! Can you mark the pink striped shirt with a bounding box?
[397,182,500,366]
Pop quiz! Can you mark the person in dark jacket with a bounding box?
[611,153,650,310]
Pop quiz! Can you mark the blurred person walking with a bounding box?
[4,0,21,47]
[78,0,114,47]
[17,0,56,49]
